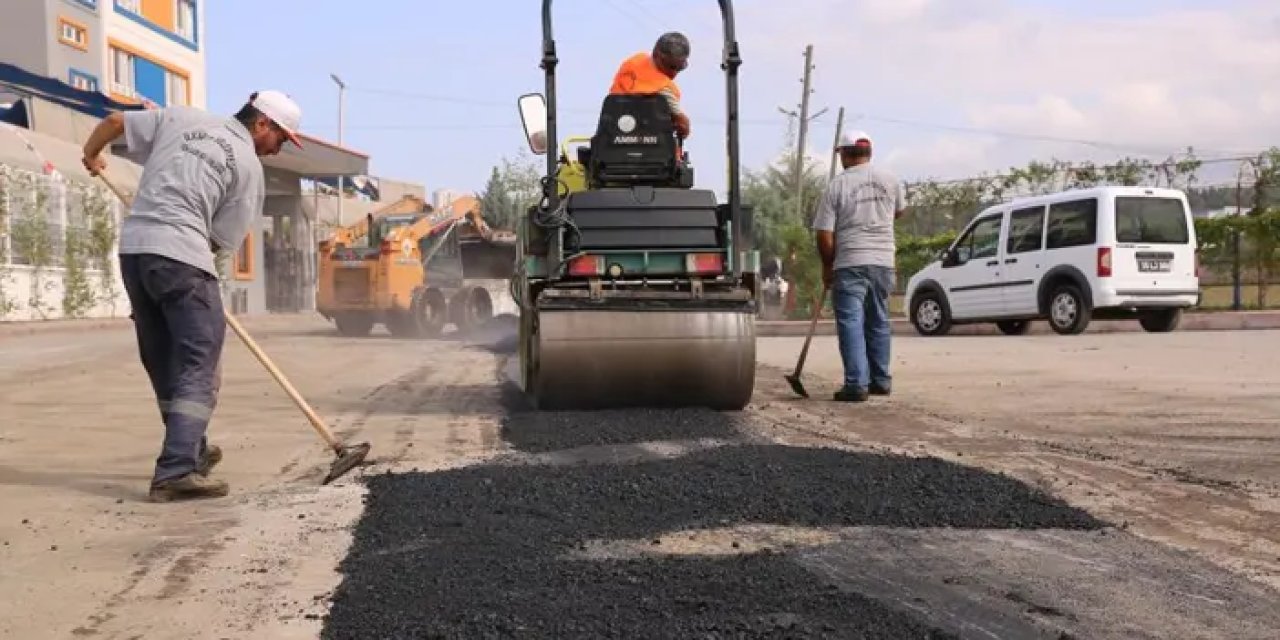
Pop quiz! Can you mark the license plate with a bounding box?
[1138,259,1170,272]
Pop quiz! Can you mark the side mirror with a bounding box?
[941,248,959,267]
[517,93,548,155]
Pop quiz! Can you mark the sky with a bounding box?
[204,0,1280,199]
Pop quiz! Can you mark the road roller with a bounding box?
[511,0,761,411]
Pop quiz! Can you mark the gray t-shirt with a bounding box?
[811,163,905,269]
[117,106,264,277]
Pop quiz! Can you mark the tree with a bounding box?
[742,150,830,315]
[479,148,543,231]
[1242,148,1280,307]
[479,167,514,229]
[1101,157,1154,186]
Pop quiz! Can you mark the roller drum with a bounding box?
[528,308,756,410]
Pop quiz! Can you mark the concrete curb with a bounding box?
[0,312,298,339]
[757,311,1280,338]
[0,317,131,338]
[5,310,1278,340]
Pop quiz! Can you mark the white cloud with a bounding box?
[857,0,933,24]
[734,0,1280,183]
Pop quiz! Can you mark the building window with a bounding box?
[110,47,137,99]
[175,0,195,40]
[234,233,254,280]
[69,69,99,93]
[58,17,89,51]
[68,0,97,11]
[108,42,192,107]
[113,0,197,50]
[167,72,189,106]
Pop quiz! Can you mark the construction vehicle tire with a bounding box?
[335,313,374,337]
[411,288,447,338]
[461,287,494,332]
[448,288,489,334]
[385,311,421,339]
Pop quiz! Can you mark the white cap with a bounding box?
[250,90,303,147]
[835,129,872,149]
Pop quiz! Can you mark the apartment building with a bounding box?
[432,188,464,211]
[0,0,204,109]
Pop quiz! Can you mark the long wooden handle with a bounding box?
[223,312,341,451]
[96,169,342,452]
[97,171,131,205]
[792,283,828,376]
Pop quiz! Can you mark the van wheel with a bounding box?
[911,290,952,336]
[1139,308,1182,333]
[996,320,1031,336]
[1047,284,1091,335]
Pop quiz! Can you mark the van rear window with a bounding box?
[1046,198,1097,249]
[1115,197,1189,244]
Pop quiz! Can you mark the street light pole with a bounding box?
[330,73,346,227]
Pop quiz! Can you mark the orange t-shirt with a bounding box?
[609,52,681,100]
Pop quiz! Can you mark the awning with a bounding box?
[264,132,369,179]
[0,61,370,183]
[0,62,144,119]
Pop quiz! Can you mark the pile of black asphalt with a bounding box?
[321,400,1106,639]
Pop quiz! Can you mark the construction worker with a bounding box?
[79,90,303,502]
[811,130,906,402]
[609,31,691,139]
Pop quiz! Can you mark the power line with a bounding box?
[904,152,1271,188]
[846,112,1234,158]
[346,84,1220,155]
[604,0,667,31]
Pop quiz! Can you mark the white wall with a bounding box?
[1,123,136,322]
[1,265,129,321]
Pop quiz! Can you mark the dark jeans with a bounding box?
[831,265,894,391]
[119,253,225,485]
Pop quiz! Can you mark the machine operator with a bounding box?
[609,31,692,139]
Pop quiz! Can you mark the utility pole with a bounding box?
[330,73,346,227]
[778,45,826,220]
[828,106,845,180]
[1232,164,1246,311]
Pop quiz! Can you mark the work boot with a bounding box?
[832,386,869,403]
[148,473,230,503]
[869,384,891,396]
[196,444,222,476]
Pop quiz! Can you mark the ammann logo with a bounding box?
[613,135,660,145]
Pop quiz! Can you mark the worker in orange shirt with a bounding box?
[609,32,691,139]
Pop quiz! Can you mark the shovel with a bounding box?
[97,170,369,485]
[785,283,829,399]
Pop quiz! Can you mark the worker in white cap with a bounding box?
[79,90,303,502]
[811,129,907,403]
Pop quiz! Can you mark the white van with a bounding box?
[905,186,1199,336]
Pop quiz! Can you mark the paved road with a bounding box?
[0,316,1277,639]
[756,330,1280,589]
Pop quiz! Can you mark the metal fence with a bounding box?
[0,163,122,270]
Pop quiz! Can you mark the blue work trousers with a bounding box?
[831,265,895,392]
[119,253,225,485]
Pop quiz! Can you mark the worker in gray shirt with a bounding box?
[811,130,906,402]
[80,90,303,502]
